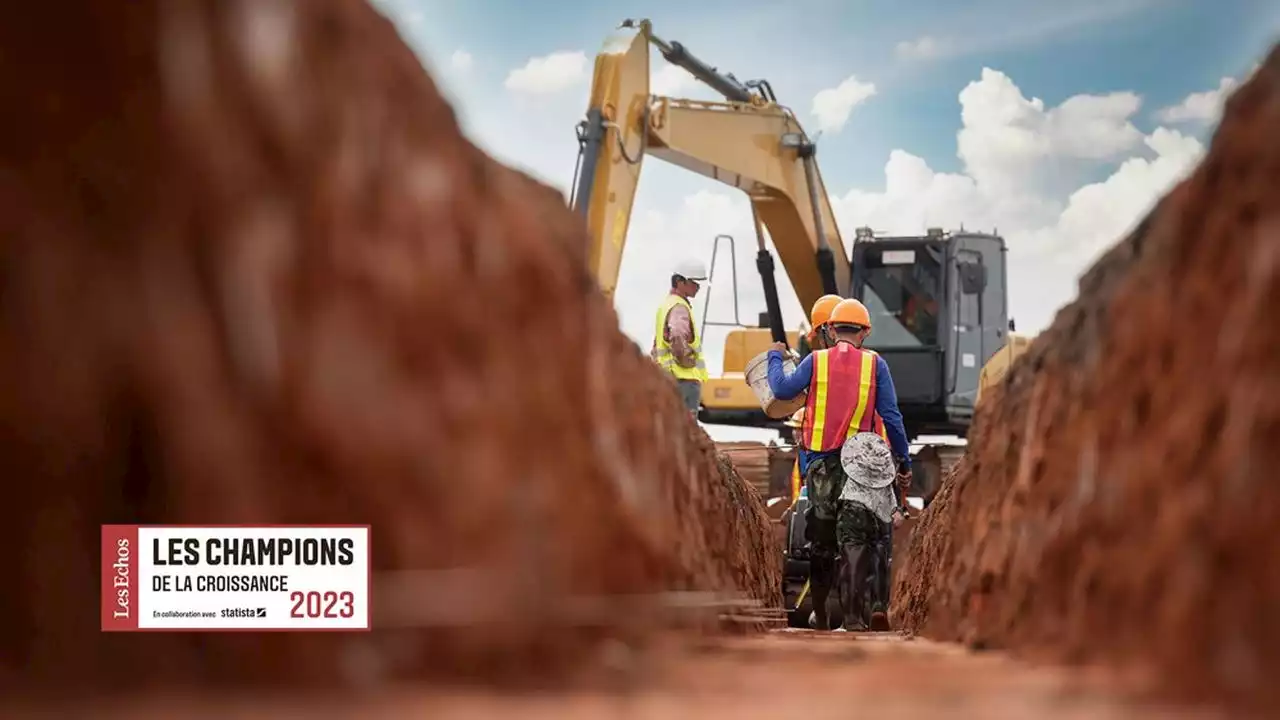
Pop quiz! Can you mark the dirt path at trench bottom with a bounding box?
[42,631,1216,720]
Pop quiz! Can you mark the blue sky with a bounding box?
[378,0,1272,188]
[372,0,1272,398]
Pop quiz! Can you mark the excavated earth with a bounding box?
[0,0,778,703]
[714,440,797,517]
[44,634,1232,720]
[713,442,775,497]
[893,44,1280,716]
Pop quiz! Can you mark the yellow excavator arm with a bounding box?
[570,23,648,301]
[976,332,1034,405]
[569,19,850,321]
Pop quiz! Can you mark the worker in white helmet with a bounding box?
[651,258,710,415]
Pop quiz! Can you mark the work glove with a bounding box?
[896,466,913,494]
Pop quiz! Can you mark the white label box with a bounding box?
[101,525,370,631]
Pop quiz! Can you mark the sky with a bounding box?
[369,0,1275,440]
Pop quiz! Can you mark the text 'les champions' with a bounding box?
[153,537,357,566]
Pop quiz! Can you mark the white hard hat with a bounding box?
[673,258,709,283]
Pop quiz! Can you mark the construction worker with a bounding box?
[901,293,940,344]
[796,294,841,358]
[807,294,843,352]
[765,298,913,632]
[652,258,710,415]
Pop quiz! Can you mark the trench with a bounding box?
[0,2,1276,718]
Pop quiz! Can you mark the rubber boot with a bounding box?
[869,537,891,631]
[839,542,871,631]
[881,520,894,607]
[809,555,834,631]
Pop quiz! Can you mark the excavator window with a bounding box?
[956,252,983,331]
[859,245,942,348]
[958,280,979,329]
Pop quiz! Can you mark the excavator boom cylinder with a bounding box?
[756,249,788,346]
[651,38,753,103]
[571,109,607,217]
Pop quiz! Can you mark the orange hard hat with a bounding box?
[829,298,872,329]
[809,294,843,328]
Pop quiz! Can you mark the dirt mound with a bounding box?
[0,0,778,701]
[715,442,773,495]
[892,45,1280,713]
[715,441,795,498]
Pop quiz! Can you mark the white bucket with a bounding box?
[743,349,807,419]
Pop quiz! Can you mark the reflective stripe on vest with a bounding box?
[652,294,709,382]
[867,349,888,444]
[800,343,882,452]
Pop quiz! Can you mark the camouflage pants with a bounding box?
[802,455,860,549]
[803,454,891,628]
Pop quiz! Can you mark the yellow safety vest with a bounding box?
[802,343,888,452]
[653,294,708,382]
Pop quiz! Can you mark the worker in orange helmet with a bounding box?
[807,294,843,351]
[765,298,912,632]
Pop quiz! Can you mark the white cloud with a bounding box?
[834,70,1205,335]
[651,64,692,97]
[450,49,473,73]
[621,67,1210,364]
[895,36,947,60]
[504,50,589,95]
[956,68,1144,197]
[1033,127,1203,265]
[810,75,877,133]
[832,128,1204,334]
[1154,77,1239,124]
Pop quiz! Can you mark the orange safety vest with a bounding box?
[801,342,888,452]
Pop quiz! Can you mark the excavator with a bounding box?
[569,19,1018,626]
[569,18,1016,490]
[568,18,845,419]
[977,330,1034,404]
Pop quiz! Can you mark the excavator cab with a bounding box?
[850,229,1009,441]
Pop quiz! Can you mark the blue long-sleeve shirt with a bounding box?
[767,348,911,476]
